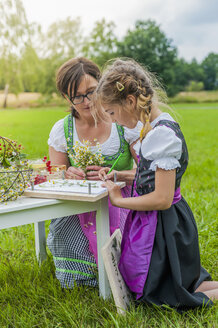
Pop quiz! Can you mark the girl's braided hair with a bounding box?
[94,58,166,140]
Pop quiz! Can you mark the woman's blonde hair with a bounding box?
[93,58,167,140]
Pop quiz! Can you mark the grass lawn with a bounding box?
[0,104,217,327]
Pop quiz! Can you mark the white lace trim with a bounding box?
[149,157,181,171]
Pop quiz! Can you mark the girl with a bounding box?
[47,57,140,289]
[95,58,218,309]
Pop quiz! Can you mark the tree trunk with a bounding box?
[3,84,9,108]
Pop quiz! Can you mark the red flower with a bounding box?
[34,174,47,185]
[41,156,52,173]
[46,160,52,173]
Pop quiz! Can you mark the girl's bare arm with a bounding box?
[102,168,176,211]
[98,140,139,184]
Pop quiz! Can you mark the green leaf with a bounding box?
[20,153,27,159]
[1,157,11,168]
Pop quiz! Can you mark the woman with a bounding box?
[47,57,141,288]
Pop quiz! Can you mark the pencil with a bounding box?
[107,151,123,175]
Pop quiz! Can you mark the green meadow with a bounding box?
[0,103,217,327]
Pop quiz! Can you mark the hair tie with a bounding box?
[146,119,149,122]
[140,127,145,140]
[116,81,124,92]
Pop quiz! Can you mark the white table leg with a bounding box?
[96,196,111,299]
[34,221,47,263]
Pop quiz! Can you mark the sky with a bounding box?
[22,0,218,62]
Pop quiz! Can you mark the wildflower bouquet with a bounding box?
[68,139,105,173]
[0,136,32,203]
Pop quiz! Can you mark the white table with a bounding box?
[0,194,112,298]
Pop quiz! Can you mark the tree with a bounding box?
[83,19,118,67]
[0,0,32,55]
[171,58,189,94]
[117,20,178,96]
[172,58,205,93]
[185,81,204,92]
[0,0,38,97]
[41,17,83,59]
[201,53,218,90]
[19,45,43,92]
[34,17,84,94]
[0,53,23,94]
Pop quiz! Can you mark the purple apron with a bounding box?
[119,187,181,299]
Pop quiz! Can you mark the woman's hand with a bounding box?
[101,180,123,206]
[98,167,118,181]
[65,166,86,180]
[86,165,104,180]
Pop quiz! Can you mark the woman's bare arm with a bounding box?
[49,146,70,167]
[49,146,85,179]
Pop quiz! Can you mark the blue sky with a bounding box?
[22,0,218,62]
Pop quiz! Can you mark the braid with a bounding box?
[94,58,165,136]
[139,109,152,141]
[136,84,153,141]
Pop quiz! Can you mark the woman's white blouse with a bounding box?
[48,117,142,156]
[134,113,182,171]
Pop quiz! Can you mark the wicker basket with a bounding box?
[0,167,33,202]
[0,136,32,202]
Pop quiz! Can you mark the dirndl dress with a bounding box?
[119,118,213,309]
[47,114,138,288]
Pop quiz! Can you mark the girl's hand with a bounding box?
[86,165,103,180]
[98,167,118,181]
[101,180,123,206]
[65,166,86,180]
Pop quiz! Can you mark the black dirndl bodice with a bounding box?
[134,120,212,309]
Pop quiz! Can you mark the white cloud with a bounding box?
[22,0,218,62]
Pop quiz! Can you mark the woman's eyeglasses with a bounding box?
[70,90,95,105]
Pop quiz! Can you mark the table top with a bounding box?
[1,181,126,213]
[0,197,61,214]
[23,189,109,202]
[23,181,125,202]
